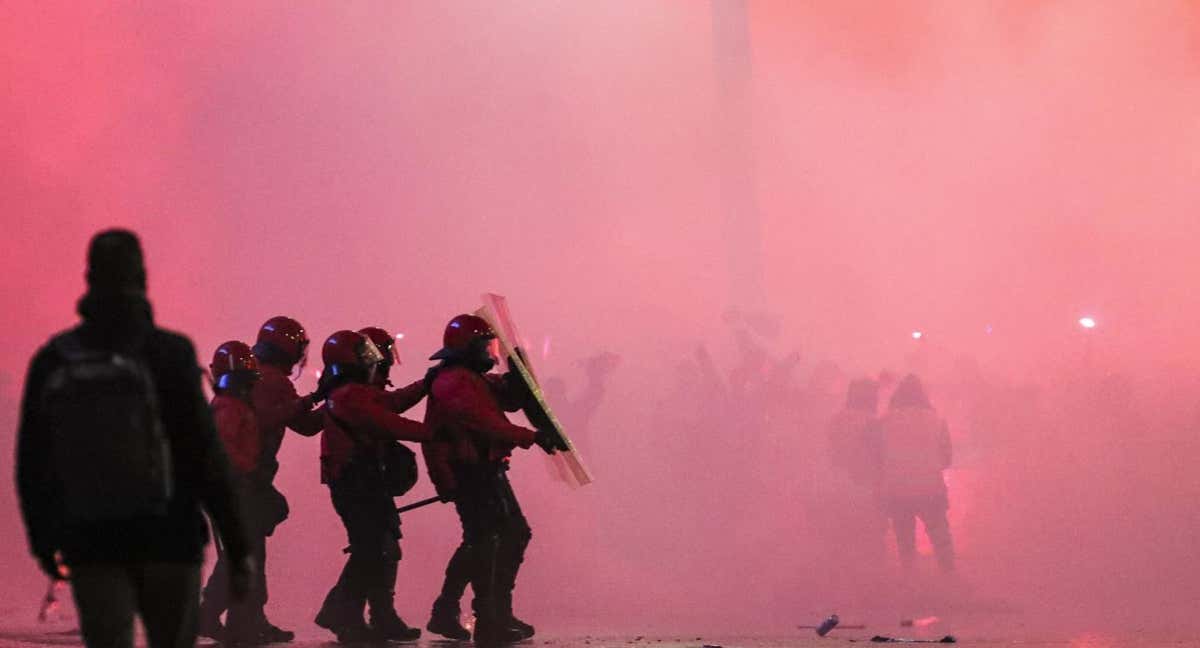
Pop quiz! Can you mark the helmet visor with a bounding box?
[359,338,386,367]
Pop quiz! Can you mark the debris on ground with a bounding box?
[869,635,957,643]
[799,613,866,635]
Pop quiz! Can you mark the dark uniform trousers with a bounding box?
[317,467,403,627]
[202,525,267,632]
[201,478,283,631]
[443,462,530,625]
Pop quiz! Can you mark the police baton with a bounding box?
[396,495,443,514]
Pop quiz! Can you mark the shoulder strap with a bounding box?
[51,330,86,361]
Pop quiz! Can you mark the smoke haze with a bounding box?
[3,1,1199,640]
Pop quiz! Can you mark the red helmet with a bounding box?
[211,341,258,380]
[358,327,399,366]
[322,330,385,369]
[431,314,496,360]
[254,316,309,365]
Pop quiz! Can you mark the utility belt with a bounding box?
[451,459,511,490]
[335,449,387,487]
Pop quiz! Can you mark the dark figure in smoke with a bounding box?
[200,316,322,642]
[422,315,562,644]
[829,378,883,486]
[16,229,252,648]
[426,350,617,638]
[203,342,278,644]
[880,374,955,572]
[828,378,887,568]
[542,351,619,447]
[313,330,431,642]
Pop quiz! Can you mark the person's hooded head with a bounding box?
[889,373,932,410]
[77,229,153,337]
[86,229,147,296]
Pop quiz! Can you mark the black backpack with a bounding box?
[41,332,174,524]
[379,441,418,498]
[329,408,419,498]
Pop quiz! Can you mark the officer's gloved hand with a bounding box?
[533,428,563,455]
[230,555,257,602]
[507,348,535,380]
[310,369,335,403]
[36,551,64,580]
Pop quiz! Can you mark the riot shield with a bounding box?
[476,293,593,488]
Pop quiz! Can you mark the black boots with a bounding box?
[224,616,295,645]
[258,623,296,643]
[370,612,421,642]
[426,602,471,641]
[507,616,534,639]
[315,604,374,644]
[197,611,225,642]
[471,618,528,645]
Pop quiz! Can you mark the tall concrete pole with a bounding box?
[711,0,770,333]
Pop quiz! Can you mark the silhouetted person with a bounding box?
[544,351,619,445]
[827,378,887,567]
[16,229,252,648]
[200,316,322,642]
[202,342,274,645]
[427,350,618,638]
[880,374,955,572]
[422,315,562,644]
[329,326,427,640]
[829,378,883,489]
[313,330,431,643]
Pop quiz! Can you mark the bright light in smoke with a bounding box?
[1079,317,1097,329]
[394,332,405,340]
[912,331,924,340]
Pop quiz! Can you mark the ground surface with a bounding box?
[0,626,1188,648]
[0,599,1186,648]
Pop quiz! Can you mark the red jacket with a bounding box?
[320,381,431,484]
[251,364,323,470]
[422,367,536,495]
[211,394,261,476]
